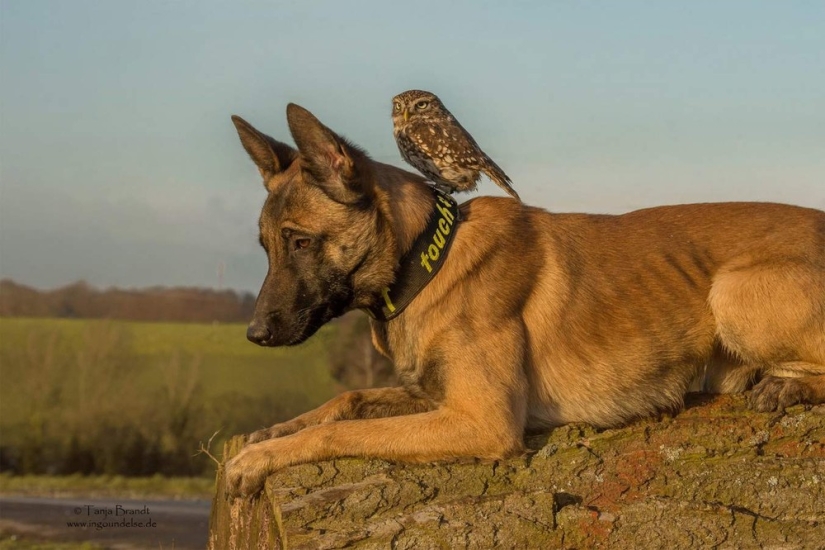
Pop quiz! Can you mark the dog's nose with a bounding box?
[246,320,272,345]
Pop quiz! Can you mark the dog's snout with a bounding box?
[247,319,273,345]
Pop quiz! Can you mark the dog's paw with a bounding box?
[247,425,285,444]
[247,421,303,444]
[224,445,274,498]
[247,427,275,444]
[748,376,812,412]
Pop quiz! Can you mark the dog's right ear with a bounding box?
[231,115,297,191]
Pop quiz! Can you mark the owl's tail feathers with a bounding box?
[484,163,521,202]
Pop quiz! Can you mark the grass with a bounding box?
[0,530,103,550]
[0,317,338,401]
[0,317,340,478]
[0,473,213,500]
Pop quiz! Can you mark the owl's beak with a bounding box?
[403,109,409,122]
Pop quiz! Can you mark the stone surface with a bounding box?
[209,394,825,549]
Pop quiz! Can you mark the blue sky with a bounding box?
[1,1,823,292]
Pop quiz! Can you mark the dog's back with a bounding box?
[447,198,825,428]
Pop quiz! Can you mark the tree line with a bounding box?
[0,279,256,323]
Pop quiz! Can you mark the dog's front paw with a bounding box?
[224,444,275,498]
[749,376,812,412]
[247,425,285,444]
[247,420,304,443]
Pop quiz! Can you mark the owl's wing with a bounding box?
[406,117,483,165]
[437,118,520,201]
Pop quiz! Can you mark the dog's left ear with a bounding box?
[286,103,371,204]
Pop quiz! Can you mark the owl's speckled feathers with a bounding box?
[392,90,520,201]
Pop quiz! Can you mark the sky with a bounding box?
[1,1,823,293]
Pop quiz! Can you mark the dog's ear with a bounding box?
[286,103,371,204]
[231,115,297,191]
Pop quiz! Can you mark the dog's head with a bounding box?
[232,105,397,346]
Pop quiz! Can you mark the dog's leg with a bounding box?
[247,387,435,443]
[700,346,760,394]
[227,327,529,497]
[226,405,523,497]
[709,260,825,411]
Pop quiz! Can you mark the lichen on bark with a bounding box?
[209,395,825,549]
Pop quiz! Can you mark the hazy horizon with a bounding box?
[2,1,824,293]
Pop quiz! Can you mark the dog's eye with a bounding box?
[281,228,311,252]
[416,100,429,110]
[293,237,311,251]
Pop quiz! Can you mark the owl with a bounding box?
[392,90,520,201]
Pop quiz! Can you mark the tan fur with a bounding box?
[224,107,825,498]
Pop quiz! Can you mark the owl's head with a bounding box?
[392,90,447,128]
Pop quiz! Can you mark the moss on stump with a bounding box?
[209,394,825,549]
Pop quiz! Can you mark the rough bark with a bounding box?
[209,395,825,549]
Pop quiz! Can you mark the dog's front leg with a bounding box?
[247,386,435,443]
[226,404,524,498]
[228,319,530,498]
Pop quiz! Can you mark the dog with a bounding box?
[224,104,825,498]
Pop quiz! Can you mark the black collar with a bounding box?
[366,187,461,321]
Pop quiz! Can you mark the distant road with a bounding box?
[0,495,210,549]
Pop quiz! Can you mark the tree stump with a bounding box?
[208,394,825,549]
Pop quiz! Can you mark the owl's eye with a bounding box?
[416,100,429,110]
[394,102,402,112]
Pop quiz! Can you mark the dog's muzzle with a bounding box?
[246,319,274,346]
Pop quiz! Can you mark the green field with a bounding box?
[0,529,102,550]
[0,318,339,477]
[0,473,213,499]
